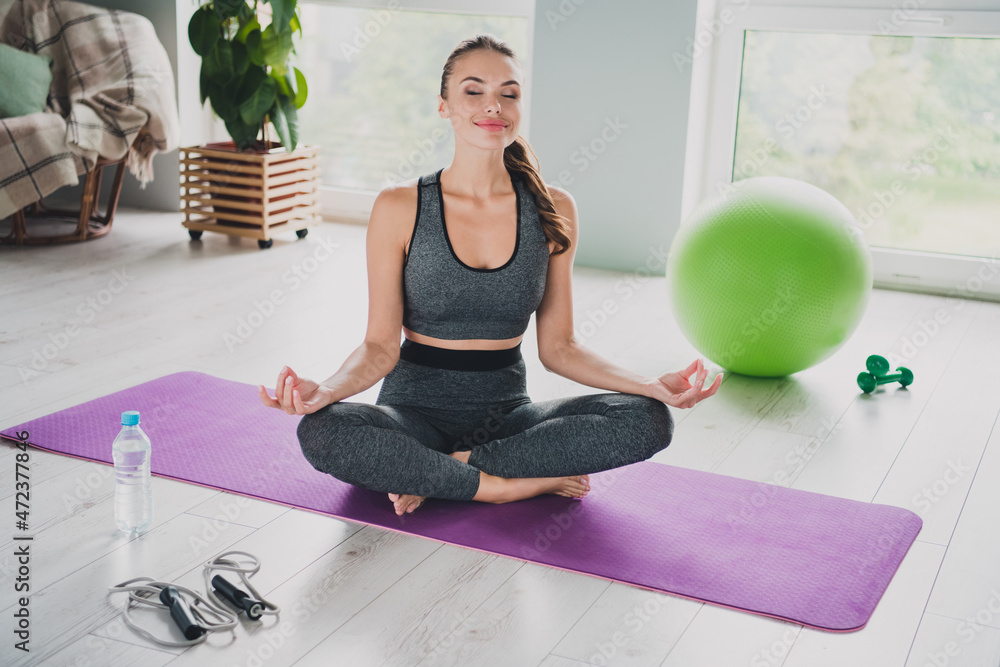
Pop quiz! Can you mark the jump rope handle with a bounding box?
[158,586,205,640]
[212,575,264,620]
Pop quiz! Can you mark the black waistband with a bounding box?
[399,339,522,371]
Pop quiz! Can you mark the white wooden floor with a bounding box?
[2,209,999,667]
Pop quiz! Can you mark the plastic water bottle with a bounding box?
[113,410,153,536]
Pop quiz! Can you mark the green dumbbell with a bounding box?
[857,356,913,394]
[865,354,890,377]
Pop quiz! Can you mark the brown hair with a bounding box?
[440,34,572,255]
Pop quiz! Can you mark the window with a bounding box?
[295,1,532,219]
[733,30,1000,259]
[698,6,1000,301]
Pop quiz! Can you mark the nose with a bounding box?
[484,93,501,114]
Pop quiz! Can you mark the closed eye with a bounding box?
[467,92,518,99]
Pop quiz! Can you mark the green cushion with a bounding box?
[0,43,53,119]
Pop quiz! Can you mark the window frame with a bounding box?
[693,4,1000,302]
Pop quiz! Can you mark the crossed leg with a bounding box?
[398,391,675,511]
[296,401,594,515]
[464,392,675,479]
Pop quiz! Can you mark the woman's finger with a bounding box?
[275,374,286,408]
[272,368,288,407]
[258,385,280,408]
[682,380,701,404]
[692,373,723,405]
[293,388,307,414]
[281,375,295,413]
[686,385,702,407]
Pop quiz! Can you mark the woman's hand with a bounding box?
[258,366,335,415]
[642,359,723,409]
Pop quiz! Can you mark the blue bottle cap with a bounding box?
[121,411,140,426]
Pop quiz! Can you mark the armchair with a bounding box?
[0,0,179,245]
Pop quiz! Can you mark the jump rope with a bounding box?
[107,551,279,647]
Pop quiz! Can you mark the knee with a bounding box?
[297,409,323,439]
[296,403,370,472]
[616,394,674,458]
[296,409,331,471]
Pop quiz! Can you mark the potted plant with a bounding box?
[180,0,320,249]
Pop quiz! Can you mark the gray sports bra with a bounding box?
[402,167,550,340]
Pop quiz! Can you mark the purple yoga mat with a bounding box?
[1,371,921,632]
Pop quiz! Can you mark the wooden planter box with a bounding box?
[180,141,321,248]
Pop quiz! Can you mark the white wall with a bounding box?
[530,0,700,273]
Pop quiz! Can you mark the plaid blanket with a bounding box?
[0,0,179,220]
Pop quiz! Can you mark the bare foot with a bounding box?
[501,474,591,502]
[450,450,591,503]
[387,492,425,516]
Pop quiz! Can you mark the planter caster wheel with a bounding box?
[296,229,308,239]
[188,230,203,241]
[258,239,273,249]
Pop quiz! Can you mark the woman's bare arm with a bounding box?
[535,187,721,408]
[259,183,416,413]
[319,185,415,401]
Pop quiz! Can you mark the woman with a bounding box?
[259,34,722,516]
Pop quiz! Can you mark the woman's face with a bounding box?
[439,50,523,151]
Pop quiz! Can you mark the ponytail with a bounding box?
[503,135,572,255]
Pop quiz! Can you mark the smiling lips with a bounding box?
[475,120,508,131]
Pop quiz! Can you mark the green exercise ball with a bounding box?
[666,177,873,377]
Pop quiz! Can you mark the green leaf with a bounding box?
[289,12,300,35]
[213,0,245,21]
[235,67,267,105]
[204,40,234,85]
[209,77,241,123]
[231,40,248,77]
[260,23,293,69]
[235,14,260,43]
[268,0,295,32]
[269,100,290,151]
[269,67,305,108]
[225,115,259,150]
[238,76,277,127]
[281,96,299,151]
[292,66,307,108]
[238,2,254,24]
[270,70,292,97]
[269,94,299,151]
[188,6,219,57]
[212,97,240,125]
[199,64,210,105]
[245,29,264,66]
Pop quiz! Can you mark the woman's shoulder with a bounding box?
[542,182,577,221]
[545,183,573,202]
[372,176,422,215]
[374,170,442,206]
[368,178,421,241]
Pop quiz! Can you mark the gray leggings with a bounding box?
[297,346,674,502]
